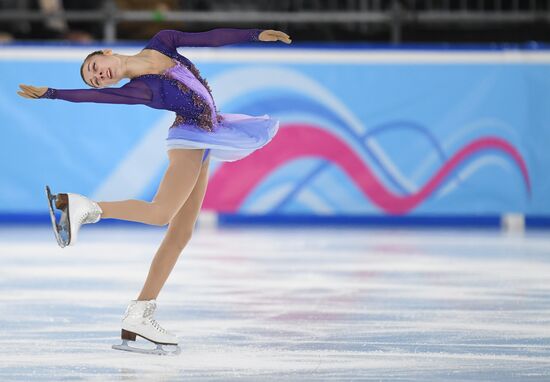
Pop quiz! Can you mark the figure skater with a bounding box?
[17,27,291,355]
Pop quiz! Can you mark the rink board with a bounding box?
[1,44,550,226]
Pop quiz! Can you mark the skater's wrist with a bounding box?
[251,29,263,42]
[40,88,57,99]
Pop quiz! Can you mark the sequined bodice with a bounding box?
[163,58,220,131]
[131,55,221,131]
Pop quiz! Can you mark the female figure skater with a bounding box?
[17,27,291,355]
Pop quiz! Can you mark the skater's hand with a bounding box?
[17,84,48,99]
[258,30,292,44]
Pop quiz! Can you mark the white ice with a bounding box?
[0,224,549,381]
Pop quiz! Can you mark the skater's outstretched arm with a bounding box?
[17,80,152,105]
[149,28,291,49]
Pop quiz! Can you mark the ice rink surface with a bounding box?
[0,224,549,381]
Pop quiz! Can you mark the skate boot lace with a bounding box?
[143,303,168,334]
[77,203,101,226]
[78,212,89,226]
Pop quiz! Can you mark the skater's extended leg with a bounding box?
[97,149,204,226]
[137,154,210,301]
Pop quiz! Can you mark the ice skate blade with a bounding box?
[112,340,181,356]
[45,185,69,248]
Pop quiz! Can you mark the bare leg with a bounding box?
[97,149,204,226]
[137,154,211,300]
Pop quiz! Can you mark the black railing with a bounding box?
[0,0,548,43]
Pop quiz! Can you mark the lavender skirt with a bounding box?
[164,61,280,162]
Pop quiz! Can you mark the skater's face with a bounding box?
[82,49,120,88]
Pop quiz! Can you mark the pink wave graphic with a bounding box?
[203,123,530,215]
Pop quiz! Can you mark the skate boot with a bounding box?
[112,299,181,356]
[45,185,102,248]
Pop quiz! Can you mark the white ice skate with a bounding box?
[45,185,102,248]
[112,299,181,356]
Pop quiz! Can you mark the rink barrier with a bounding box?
[2,43,550,225]
[217,213,550,230]
[1,212,549,230]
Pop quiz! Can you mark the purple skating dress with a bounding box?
[40,28,280,163]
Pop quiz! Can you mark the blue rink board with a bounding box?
[1,43,550,227]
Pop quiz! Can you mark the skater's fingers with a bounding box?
[20,84,38,92]
[19,85,36,95]
[258,29,291,43]
[271,30,289,38]
[277,35,291,44]
[21,85,47,97]
[271,31,291,44]
[22,86,41,97]
[20,89,37,98]
[273,30,291,40]
[21,84,37,92]
[276,30,290,38]
[17,91,35,99]
[23,88,39,98]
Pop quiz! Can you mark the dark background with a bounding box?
[0,0,548,43]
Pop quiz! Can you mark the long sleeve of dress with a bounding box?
[151,28,263,49]
[39,80,153,105]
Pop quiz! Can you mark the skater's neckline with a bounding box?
[131,58,184,81]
